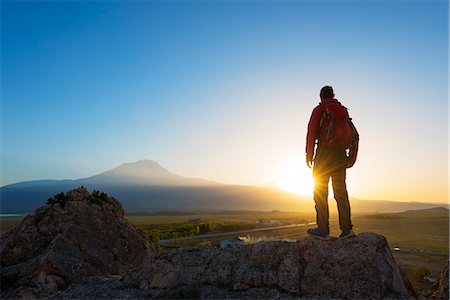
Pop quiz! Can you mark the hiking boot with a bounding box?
[339,229,356,239]
[307,228,329,240]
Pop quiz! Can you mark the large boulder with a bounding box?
[0,187,159,299]
[59,232,415,299]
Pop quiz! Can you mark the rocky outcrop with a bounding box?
[0,187,159,299]
[0,187,417,299]
[58,233,415,299]
[431,261,449,299]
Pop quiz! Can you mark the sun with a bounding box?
[274,158,314,196]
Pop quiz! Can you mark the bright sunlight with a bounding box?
[274,158,314,196]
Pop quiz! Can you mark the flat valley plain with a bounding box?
[1,207,448,294]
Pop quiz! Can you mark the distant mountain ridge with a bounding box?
[80,160,219,186]
[1,160,448,214]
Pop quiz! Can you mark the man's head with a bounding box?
[320,86,334,100]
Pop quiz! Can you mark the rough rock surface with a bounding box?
[0,187,159,299]
[431,261,449,299]
[58,232,415,299]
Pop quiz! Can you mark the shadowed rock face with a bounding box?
[59,233,415,299]
[0,187,159,299]
[123,233,414,299]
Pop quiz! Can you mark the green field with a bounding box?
[128,211,313,240]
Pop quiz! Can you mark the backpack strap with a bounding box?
[324,105,334,142]
[316,103,325,145]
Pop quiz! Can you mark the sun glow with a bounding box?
[275,158,315,196]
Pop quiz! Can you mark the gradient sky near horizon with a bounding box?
[1,0,448,203]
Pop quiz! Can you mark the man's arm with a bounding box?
[305,105,322,168]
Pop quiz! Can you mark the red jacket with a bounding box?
[306,98,345,161]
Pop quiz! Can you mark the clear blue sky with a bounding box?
[1,0,448,202]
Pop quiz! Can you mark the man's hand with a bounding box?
[346,157,356,168]
[346,147,357,168]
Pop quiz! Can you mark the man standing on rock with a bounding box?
[305,86,358,239]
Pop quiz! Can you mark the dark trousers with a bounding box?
[313,146,353,234]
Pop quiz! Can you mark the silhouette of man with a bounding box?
[306,86,355,239]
